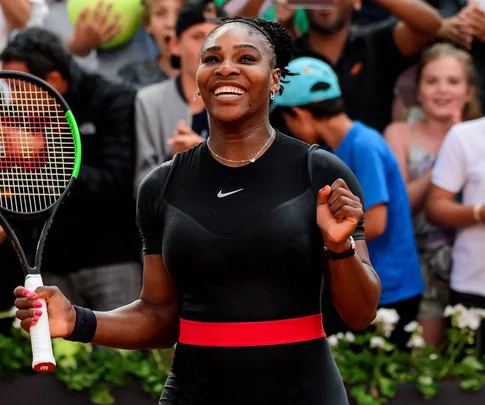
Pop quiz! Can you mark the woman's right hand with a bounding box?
[0,226,6,245]
[13,286,76,338]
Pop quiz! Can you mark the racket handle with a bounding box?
[25,274,56,372]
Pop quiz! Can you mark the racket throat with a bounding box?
[6,215,46,273]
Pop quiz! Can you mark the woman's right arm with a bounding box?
[15,163,179,349]
[384,122,431,213]
[13,254,179,350]
[92,254,178,349]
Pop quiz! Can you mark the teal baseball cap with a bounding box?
[271,57,342,112]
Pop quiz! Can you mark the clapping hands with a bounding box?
[461,1,485,43]
[167,120,205,156]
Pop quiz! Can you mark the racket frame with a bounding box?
[0,70,82,372]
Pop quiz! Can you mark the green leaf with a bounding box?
[460,378,483,391]
[417,376,438,399]
[461,356,485,371]
[350,386,384,405]
[378,377,397,398]
[90,384,115,405]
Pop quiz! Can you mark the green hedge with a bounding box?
[0,328,172,405]
[1,305,485,405]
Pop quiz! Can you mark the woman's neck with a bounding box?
[207,117,275,167]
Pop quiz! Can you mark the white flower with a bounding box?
[429,354,438,360]
[455,308,470,329]
[327,335,339,347]
[445,304,467,317]
[370,336,386,349]
[372,308,400,326]
[382,323,395,338]
[404,321,419,333]
[344,332,355,342]
[336,332,344,340]
[372,308,400,337]
[466,308,485,331]
[407,335,425,349]
[445,305,485,330]
[444,305,454,317]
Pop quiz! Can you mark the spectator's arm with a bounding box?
[425,126,477,228]
[364,204,387,241]
[0,0,33,29]
[426,184,483,228]
[436,14,473,50]
[71,87,136,200]
[384,122,432,213]
[376,0,441,56]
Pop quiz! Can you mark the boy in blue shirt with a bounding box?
[271,57,424,349]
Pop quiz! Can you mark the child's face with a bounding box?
[146,0,182,55]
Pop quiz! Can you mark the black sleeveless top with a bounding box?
[137,132,364,404]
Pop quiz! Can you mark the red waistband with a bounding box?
[178,314,326,347]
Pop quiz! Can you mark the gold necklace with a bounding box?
[207,129,275,164]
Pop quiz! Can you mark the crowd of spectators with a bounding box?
[0,0,484,355]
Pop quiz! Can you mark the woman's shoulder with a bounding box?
[383,121,411,142]
[138,161,174,195]
[276,132,349,174]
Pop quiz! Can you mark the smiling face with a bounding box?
[196,24,281,124]
[417,56,471,122]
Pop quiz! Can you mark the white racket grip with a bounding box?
[25,274,56,372]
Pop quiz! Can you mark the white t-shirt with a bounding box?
[0,0,48,51]
[432,117,485,297]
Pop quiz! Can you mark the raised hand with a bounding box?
[168,120,204,156]
[317,178,364,246]
[67,0,122,56]
[438,15,474,50]
[461,2,485,43]
[13,286,76,339]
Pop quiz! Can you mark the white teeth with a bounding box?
[214,86,245,96]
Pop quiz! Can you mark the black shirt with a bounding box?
[294,20,416,133]
[137,133,364,404]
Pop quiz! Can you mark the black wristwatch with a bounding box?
[323,236,356,261]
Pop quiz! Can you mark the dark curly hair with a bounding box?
[204,16,296,94]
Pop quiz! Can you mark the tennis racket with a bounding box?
[0,71,81,372]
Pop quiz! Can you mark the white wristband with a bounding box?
[473,204,483,223]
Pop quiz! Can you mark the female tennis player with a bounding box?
[14,17,381,404]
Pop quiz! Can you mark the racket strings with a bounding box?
[0,78,75,214]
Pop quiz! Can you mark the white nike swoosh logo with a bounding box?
[217,188,244,198]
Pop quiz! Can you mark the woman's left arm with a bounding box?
[0,0,33,29]
[317,180,381,331]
